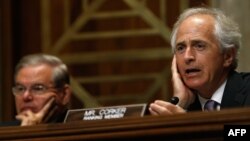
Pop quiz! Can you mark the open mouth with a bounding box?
[185,68,201,74]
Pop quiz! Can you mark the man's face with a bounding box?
[174,14,231,97]
[14,64,59,114]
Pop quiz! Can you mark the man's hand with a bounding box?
[149,100,186,115]
[16,97,55,126]
[148,56,195,115]
[171,55,195,109]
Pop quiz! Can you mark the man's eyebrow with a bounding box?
[32,83,47,86]
[191,40,207,44]
[14,82,22,85]
[176,41,186,46]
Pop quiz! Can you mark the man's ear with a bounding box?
[223,47,236,67]
[61,84,71,105]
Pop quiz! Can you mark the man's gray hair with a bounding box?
[170,7,242,70]
[14,54,70,88]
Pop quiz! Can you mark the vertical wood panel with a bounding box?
[1,0,15,121]
[1,0,211,121]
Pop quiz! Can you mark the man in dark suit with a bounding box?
[149,7,250,115]
[187,70,250,111]
[10,54,71,126]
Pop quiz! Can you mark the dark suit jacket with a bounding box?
[0,120,21,126]
[0,109,68,127]
[187,70,250,111]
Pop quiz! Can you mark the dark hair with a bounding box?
[14,54,70,88]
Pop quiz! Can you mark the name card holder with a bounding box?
[64,103,147,123]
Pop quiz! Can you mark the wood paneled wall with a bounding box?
[0,0,210,122]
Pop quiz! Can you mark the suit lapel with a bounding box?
[221,71,247,108]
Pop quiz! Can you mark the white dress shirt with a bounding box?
[198,80,227,111]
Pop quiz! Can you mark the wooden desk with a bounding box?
[1,107,250,141]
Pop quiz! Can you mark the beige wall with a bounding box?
[212,0,250,72]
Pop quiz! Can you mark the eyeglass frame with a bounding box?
[12,83,59,96]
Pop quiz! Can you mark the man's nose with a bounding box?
[184,47,195,64]
[22,89,33,100]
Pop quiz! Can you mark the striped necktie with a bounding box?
[204,100,220,111]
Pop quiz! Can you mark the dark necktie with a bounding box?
[204,100,220,111]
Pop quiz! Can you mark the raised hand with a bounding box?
[149,56,195,115]
[16,97,55,126]
[171,55,195,109]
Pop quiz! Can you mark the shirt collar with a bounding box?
[198,79,227,110]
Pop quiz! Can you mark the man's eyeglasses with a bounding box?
[12,84,57,96]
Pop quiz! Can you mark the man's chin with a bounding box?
[20,108,37,114]
[185,82,203,90]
